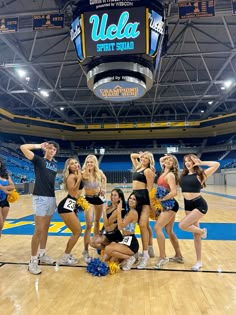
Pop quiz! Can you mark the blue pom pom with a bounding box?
[86,258,109,277]
[156,186,175,210]
[0,190,6,201]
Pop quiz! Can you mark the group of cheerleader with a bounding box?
[58,152,220,272]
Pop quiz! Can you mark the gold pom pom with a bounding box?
[108,261,120,275]
[7,189,20,203]
[76,196,89,211]
[149,188,163,220]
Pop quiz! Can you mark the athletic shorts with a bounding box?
[118,234,139,253]
[0,198,9,208]
[57,195,77,214]
[85,195,105,205]
[163,199,179,213]
[184,196,208,215]
[104,229,123,243]
[133,189,150,211]
[32,195,57,216]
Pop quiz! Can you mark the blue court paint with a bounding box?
[3,211,236,241]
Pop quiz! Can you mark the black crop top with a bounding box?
[79,181,84,190]
[132,168,147,184]
[179,173,202,193]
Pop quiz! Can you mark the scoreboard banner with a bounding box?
[178,0,215,19]
[71,16,85,61]
[83,7,146,56]
[33,14,64,30]
[0,17,18,33]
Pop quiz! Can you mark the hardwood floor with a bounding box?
[0,184,235,315]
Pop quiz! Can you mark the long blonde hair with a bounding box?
[160,154,179,184]
[82,154,102,182]
[62,158,81,191]
[139,151,155,172]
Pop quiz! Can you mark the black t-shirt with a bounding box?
[32,155,57,197]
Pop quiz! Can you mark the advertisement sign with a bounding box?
[94,76,146,102]
[84,7,146,56]
[71,16,85,61]
[0,17,18,33]
[33,14,64,30]
[178,0,215,19]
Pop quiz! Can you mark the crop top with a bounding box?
[132,168,148,184]
[157,175,170,190]
[123,221,136,234]
[83,179,100,190]
[179,173,202,193]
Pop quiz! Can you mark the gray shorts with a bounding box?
[32,195,57,216]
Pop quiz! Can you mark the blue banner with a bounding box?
[33,14,64,30]
[0,17,18,33]
[178,0,215,19]
[232,0,236,15]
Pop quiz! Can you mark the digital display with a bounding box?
[33,14,64,30]
[71,16,85,61]
[148,9,164,57]
[178,0,215,19]
[84,7,146,56]
[0,17,18,33]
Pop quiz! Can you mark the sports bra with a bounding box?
[0,179,8,186]
[157,175,170,190]
[123,221,136,234]
[83,179,100,190]
[179,173,202,193]
[132,168,148,184]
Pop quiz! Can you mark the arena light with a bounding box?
[224,80,233,89]
[39,90,49,97]
[208,101,213,105]
[17,69,27,78]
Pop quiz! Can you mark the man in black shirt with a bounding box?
[20,141,59,275]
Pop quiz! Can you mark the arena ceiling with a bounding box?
[0,0,236,138]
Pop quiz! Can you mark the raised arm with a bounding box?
[20,142,48,160]
[117,203,137,231]
[192,156,220,178]
[130,152,142,169]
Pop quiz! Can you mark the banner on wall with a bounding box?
[232,0,236,15]
[0,17,18,33]
[178,0,215,19]
[71,16,85,61]
[33,14,64,30]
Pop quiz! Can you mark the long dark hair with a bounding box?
[112,188,126,210]
[0,159,9,179]
[180,154,207,188]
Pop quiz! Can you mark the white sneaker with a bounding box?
[82,250,92,264]
[192,261,202,271]
[148,246,155,258]
[154,257,169,269]
[122,256,136,271]
[59,254,79,266]
[28,259,42,275]
[38,254,56,265]
[137,255,149,269]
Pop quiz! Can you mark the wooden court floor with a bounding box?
[0,185,235,315]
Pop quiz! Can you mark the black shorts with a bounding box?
[58,195,77,214]
[118,234,139,253]
[133,189,150,210]
[0,198,9,208]
[184,196,208,215]
[104,229,123,243]
[85,195,105,205]
[163,199,179,213]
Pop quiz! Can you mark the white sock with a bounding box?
[63,253,70,258]
[39,249,46,257]
[31,255,38,262]
[143,250,149,258]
